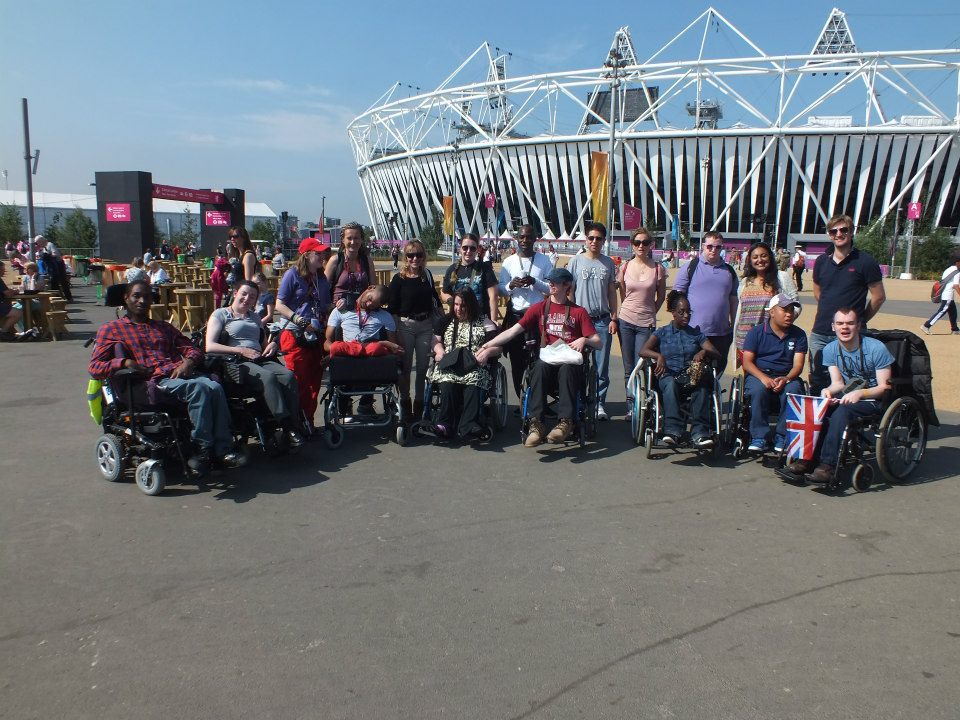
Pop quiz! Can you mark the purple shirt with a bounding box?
[277,267,331,329]
[673,256,737,336]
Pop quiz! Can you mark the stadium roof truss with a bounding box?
[348,7,960,241]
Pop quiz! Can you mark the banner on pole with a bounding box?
[907,202,922,220]
[623,203,642,231]
[785,394,831,461]
[590,151,608,224]
[442,196,454,236]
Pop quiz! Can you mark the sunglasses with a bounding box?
[704,244,723,250]
[461,245,478,251]
[228,234,240,239]
[406,252,425,259]
[632,239,654,247]
[828,226,852,235]
[586,235,604,242]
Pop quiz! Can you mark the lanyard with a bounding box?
[838,342,867,379]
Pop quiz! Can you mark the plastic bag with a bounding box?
[538,339,583,366]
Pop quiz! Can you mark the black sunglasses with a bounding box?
[228,234,240,239]
[461,245,478,251]
[632,239,654,247]
[406,252,425,259]
[828,226,852,235]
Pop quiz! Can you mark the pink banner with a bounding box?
[152,183,224,205]
[105,203,131,222]
[622,203,642,231]
[204,210,231,227]
[484,193,496,209]
[907,202,922,220]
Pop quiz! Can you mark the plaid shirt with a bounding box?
[88,316,203,380]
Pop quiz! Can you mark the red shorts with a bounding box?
[328,340,394,358]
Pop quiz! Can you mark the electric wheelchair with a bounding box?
[319,353,405,448]
[628,358,723,459]
[774,329,936,493]
[519,340,598,448]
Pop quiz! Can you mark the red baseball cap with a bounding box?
[298,237,330,255]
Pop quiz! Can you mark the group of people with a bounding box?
[86,211,908,480]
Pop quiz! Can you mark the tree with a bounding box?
[61,208,98,251]
[0,204,24,246]
[171,207,198,248]
[250,219,278,244]
[43,211,64,246]
[420,207,444,253]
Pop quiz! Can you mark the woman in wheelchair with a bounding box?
[639,290,720,448]
[204,280,305,450]
[787,307,894,484]
[429,289,498,442]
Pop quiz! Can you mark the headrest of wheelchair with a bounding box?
[104,282,129,307]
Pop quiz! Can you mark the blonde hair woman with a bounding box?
[387,239,440,418]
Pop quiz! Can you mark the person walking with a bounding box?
[809,214,885,394]
[791,246,807,292]
[922,248,960,335]
[565,221,619,420]
[672,231,738,376]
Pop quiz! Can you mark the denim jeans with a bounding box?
[744,375,804,447]
[658,374,711,439]
[157,376,234,456]
[818,399,882,466]
[592,316,613,405]
[619,320,654,400]
[807,331,835,396]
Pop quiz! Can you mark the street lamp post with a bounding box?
[603,49,626,256]
[447,139,461,249]
[699,156,710,248]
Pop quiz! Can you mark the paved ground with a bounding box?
[2,285,960,720]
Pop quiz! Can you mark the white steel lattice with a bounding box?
[348,7,960,244]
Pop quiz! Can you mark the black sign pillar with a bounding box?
[94,171,154,261]
[199,188,245,256]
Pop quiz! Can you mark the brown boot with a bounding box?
[525,418,546,448]
[809,464,835,485]
[787,459,812,474]
[547,418,574,443]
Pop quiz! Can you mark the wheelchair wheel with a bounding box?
[724,376,743,450]
[490,363,509,431]
[876,396,927,484]
[323,425,344,449]
[135,460,166,496]
[396,425,408,446]
[94,433,125,482]
[584,364,598,440]
[851,464,874,493]
[644,429,654,459]
[631,393,643,445]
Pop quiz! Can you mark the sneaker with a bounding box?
[694,436,714,449]
[597,404,609,421]
[809,463,835,485]
[921,325,932,335]
[525,418,546,448]
[661,434,678,446]
[547,418,574,443]
[773,438,785,454]
[747,440,766,452]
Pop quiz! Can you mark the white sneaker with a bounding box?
[597,404,609,421]
[747,441,766,452]
[921,325,931,335]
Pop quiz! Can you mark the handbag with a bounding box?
[436,320,478,375]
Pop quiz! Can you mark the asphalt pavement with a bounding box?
[2,284,959,720]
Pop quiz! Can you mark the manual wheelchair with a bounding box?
[410,355,509,443]
[724,374,808,460]
[628,358,723,459]
[775,329,936,493]
[519,343,598,448]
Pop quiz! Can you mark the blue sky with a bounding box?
[2,0,958,226]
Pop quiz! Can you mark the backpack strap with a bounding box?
[539,299,571,347]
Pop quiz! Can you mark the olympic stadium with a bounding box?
[348,8,960,250]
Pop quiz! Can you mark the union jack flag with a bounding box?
[785,394,831,461]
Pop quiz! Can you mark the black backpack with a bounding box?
[685,256,738,289]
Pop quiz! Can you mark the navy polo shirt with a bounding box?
[742,321,808,375]
[812,247,882,334]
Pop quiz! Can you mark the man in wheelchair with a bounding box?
[477,267,601,446]
[741,294,807,452]
[88,279,244,473]
[788,307,894,483]
[638,290,720,448]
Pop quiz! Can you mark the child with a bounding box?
[252,272,275,325]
